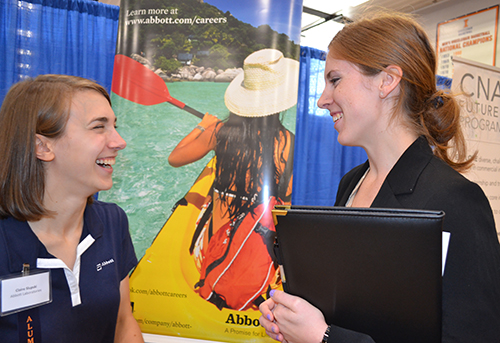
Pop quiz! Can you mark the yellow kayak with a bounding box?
[129,157,273,342]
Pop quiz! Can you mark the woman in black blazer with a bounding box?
[259,11,500,343]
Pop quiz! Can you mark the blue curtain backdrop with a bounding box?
[0,0,119,103]
[291,46,368,206]
[436,74,452,90]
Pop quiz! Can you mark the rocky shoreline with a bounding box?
[130,53,243,83]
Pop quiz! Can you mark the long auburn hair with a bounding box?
[213,112,290,220]
[329,11,474,172]
[0,74,110,221]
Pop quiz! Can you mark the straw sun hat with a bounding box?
[224,48,299,117]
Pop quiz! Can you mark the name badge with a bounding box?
[0,267,52,316]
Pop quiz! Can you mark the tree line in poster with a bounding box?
[119,0,300,74]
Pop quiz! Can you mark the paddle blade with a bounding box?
[111,54,204,119]
[112,54,175,106]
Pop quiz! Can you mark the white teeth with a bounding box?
[96,159,115,168]
[332,113,343,122]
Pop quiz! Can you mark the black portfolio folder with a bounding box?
[273,206,444,343]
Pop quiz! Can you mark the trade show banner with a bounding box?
[452,56,500,237]
[436,5,498,78]
[101,0,302,341]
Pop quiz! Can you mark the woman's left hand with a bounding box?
[168,113,219,167]
[259,290,328,343]
[114,276,144,342]
[198,113,220,129]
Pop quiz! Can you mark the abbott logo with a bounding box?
[96,258,115,271]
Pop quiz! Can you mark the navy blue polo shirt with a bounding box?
[0,201,138,342]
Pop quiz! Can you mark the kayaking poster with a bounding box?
[101,0,302,341]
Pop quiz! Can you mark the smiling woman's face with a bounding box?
[44,90,127,198]
[317,54,388,148]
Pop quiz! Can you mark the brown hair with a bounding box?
[0,74,111,221]
[329,11,474,171]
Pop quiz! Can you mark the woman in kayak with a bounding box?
[168,48,299,310]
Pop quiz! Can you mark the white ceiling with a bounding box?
[300,0,447,50]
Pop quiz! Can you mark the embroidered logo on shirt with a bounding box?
[96,258,115,271]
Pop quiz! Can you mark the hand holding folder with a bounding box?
[272,206,445,343]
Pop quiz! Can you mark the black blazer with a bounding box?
[330,137,500,342]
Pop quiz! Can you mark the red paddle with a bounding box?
[111,54,204,119]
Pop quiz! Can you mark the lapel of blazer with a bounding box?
[371,136,434,209]
[336,162,370,206]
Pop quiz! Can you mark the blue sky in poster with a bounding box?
[203,0,303,42]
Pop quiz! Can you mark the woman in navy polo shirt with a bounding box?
[0,75,143,342]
